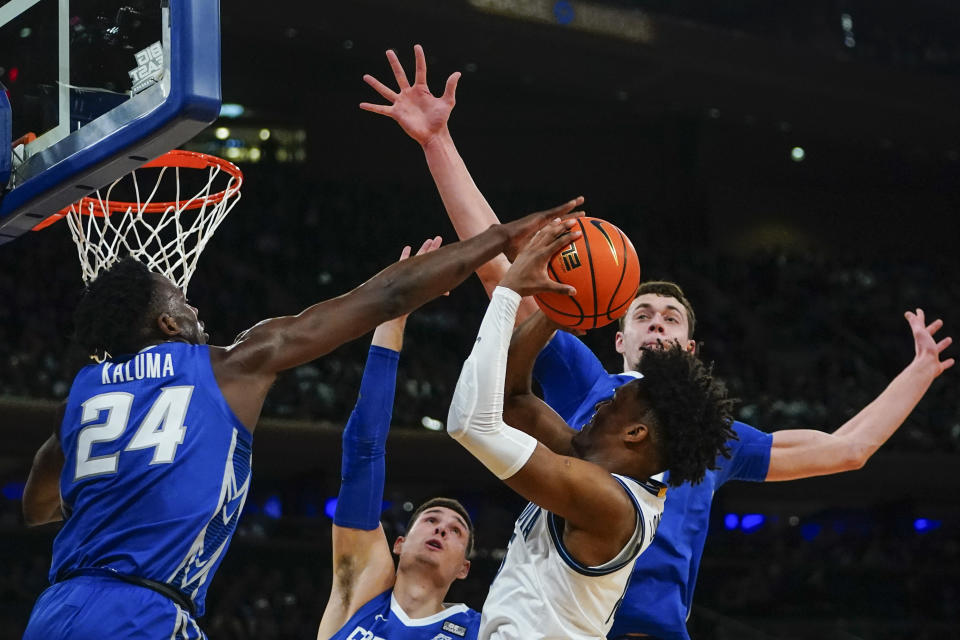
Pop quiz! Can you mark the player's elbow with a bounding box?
[502,395,528,425]
[838,441,871,472]
[22,501,58,527]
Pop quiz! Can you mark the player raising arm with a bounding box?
[19,203,580,640]
[446,221,736,640]
[318,238,481,640]
[364,44,955,639]
[360,44,542,321]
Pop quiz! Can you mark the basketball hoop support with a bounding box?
[1,84,11,192]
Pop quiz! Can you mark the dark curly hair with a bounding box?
[631,345,736,486]
[406,497,475,557]
[619,280,697,339]
[73,256,161,360]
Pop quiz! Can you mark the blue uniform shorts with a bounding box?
[24,575,206,639]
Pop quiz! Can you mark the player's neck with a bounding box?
[582,447,658,483]
[392,568,450,618]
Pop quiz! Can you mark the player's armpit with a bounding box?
[503,444,638,567]
[765,429,864,482]
[317,525,396,639]
[23,434,65,526]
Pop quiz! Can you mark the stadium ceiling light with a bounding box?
[219,103,245,118]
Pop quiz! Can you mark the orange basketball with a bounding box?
[534,217,641,330]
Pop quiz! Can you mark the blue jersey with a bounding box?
[534,332,773,640]
[50,342,252,617]
[330,589,481,640]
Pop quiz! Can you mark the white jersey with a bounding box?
[480,474,666,640]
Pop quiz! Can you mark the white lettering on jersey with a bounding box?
[101,353,173,384]
[162,353,174,376]
[345,626,386,640]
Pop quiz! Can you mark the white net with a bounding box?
[61,151,243,293]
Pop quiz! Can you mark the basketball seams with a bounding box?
[604,227,630,322]
[540,262,586,324]
[577,218,600,330]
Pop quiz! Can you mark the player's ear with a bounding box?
[683,339,696,354]
[392,536,406,556]
[157,312,180,337]
[614,330,626,354]
[456,558,471,580]
[624,423,649,444]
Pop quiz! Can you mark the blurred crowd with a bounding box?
[622,0,960,76]
[1,164,958,452]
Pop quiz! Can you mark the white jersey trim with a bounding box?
[545,475,647,576]
[389,592,470,626]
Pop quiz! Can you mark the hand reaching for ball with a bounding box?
[499,219,581,298]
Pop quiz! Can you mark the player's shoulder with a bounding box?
[729,420,774,449]
[328,589,393,640]
[444,603,482,624]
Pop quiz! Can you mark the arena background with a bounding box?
[1,1,958,638]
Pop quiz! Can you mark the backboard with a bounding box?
[0,0,221,243]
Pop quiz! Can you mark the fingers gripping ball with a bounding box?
[534,217,640,330]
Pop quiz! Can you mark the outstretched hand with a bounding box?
[501,197,585,262]
[905,309,954,377]
[360,44,459,146]
[499,219,581,298]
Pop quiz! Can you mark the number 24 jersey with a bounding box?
[51,342,252,617]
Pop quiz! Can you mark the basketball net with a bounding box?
[34,150,243,294]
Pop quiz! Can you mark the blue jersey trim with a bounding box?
[546,476,645,577]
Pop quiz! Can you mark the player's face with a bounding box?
[615,294,694,370]
[395,507,471,581]
[153,275,208,344]
[574,381,643,449]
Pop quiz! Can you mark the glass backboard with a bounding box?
[0,0,221,243]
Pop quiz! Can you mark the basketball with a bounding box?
[534,217,641,330]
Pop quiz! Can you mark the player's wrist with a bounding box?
[419,126,453,152]
[907,353,941,380]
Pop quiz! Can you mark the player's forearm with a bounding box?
[422,130,538,312]
[830,358,938,462]
[356,225,510,321]
[23,484,62,526]
[334,346,399,530]
[282,227,510,359]
[23,436,64,526]
[505,312,558,396]
[422,129,501,241]
[448,287,538,479]
[371,319,406,352]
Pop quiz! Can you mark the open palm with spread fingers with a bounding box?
[905,309,954,376]
[360,44,459,146]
